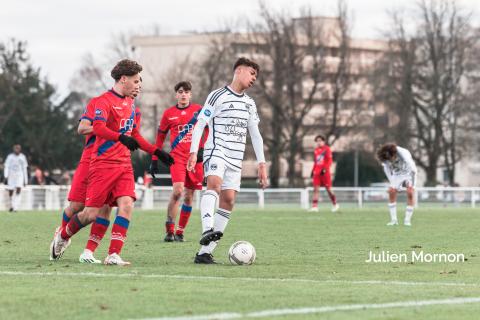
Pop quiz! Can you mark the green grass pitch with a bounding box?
[1,207,480,319]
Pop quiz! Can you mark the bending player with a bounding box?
[150,81,207,242]
[51,59,174,265]
[187,57,268,264]
[309,135,339,212]
[376,143,417,226]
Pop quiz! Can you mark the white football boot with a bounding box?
[49,227,71,260]
[386,220,399,226]
[104,253,131,266]
[79,249,101,264]
[404,220,412,227]
[331,204,340,212]
[308,207,319,212]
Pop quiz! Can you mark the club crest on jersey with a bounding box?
[210,164,217,170]
[204,109,211,117]
[95,109,102,116]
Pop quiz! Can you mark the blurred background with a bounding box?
[1,0,479,195]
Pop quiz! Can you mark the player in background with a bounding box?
[50,60,174,265]
[376,143,417,226]
[4,144,28,212]
[150,81,207,242]
[187,57,268,264]
[309,135,339,212]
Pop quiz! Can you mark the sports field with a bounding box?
[1,207,480,319]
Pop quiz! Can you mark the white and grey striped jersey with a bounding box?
[197,86,260,171]
[382,146,417,179]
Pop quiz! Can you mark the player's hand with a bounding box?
[154,149,174,167]
[197,148,204,163]
[310,170,314,178]
[258,163,268,189]
[149,159,160,178]
[320,169,326,175]
[187,152,197,172]
[119,134,139,151]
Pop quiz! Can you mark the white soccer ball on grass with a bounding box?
[228,241,256,265]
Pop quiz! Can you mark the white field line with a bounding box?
[0,270,479,288]
[135,297,480,320]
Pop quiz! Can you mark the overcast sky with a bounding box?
[1,0,478,97]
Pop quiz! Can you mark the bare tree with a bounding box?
[374,0,478,185]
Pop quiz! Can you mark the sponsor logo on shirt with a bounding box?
[210,164,217,170]
[120,118,134,131]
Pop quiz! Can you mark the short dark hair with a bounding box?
[233,57,260,75]
[315,135,326,142]
[111,59,143,81]
[376,143,398,162]
[174,81,192,92]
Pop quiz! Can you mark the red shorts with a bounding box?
[68,161,90,203]
[85,165,136,208]
[170,161,203,190]
[313,172,332,187]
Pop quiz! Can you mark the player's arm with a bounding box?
[4,155,10,181]
[248,123,268,189]
[382,163,393,182]
[151,112,169,161]
[77,119,93,135]
[320,148,333,175]
[22,155,28,186]
[131,127,174,166]
[399,147,417,174]
[187,99,216,171]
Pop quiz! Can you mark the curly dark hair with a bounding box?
[376,143,398,162]
[174,81,192,92]
[233,57,260,75]
[111,59,143,81]
[315,135,326,142]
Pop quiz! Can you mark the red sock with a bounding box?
[312,199,319,208]
[165,220,175,234]
[176,204,192,235]
[61,210,72,229]
[108,216,129,255]
[61,214,85,240]
[86,217,110,253]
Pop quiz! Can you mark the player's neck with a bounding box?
[177,102,189,109]
[111,84,126,98]
[228,81,246,95]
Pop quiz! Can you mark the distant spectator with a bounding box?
[44,171,58,185]
[31,167,45,185]
[59,172,72,185]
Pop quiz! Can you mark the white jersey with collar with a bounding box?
[4,152,28,184]
[197,86,260,171]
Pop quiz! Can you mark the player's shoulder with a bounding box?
[396,146,411,156]
[206,86,229,106]
[243,93,256,103]
[190,103,203,111]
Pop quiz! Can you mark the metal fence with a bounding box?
[1,185,480,211]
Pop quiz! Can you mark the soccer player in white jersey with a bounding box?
[376,143,417,226]
[4,144,28,212]
[187,57,268,264]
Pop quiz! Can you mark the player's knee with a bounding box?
[388,188,396,195]
[70,202,85,214]
[172,187,184,201]
[406,188,414,197]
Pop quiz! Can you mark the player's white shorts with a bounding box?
[204,157,241,192]
[6,174,24,190]
[389,173,416,191]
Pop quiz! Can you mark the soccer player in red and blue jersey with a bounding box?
[310,135,339,212]
[50,60,174,265]
[150,81,207,242]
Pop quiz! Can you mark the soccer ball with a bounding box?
[228,241,256,265]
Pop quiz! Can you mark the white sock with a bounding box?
[200,190,218,233]
[12,193,19,210]
[405,206,414,223]
[388,202,397,222]
[199,208,231,255]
